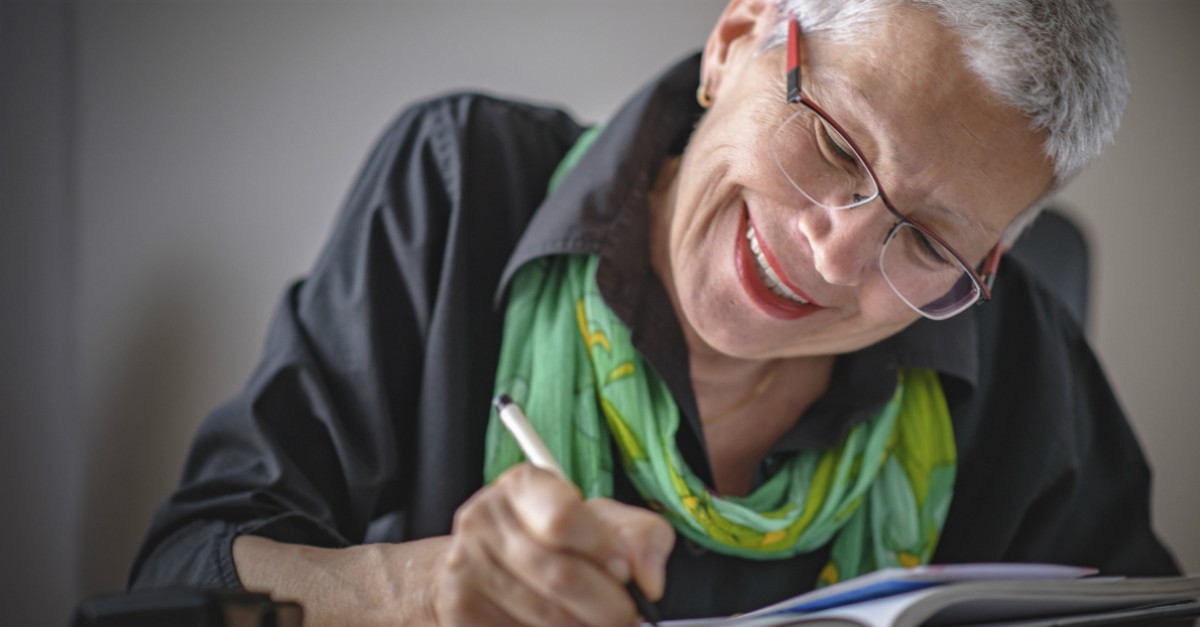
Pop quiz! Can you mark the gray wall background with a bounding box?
[2,1,1197,625]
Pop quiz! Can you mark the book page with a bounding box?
[650,574,1200,627]
[739,564,1095,617]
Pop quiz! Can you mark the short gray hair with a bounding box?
[763,0,1130,244]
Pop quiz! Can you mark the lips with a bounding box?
[734,204,823,320]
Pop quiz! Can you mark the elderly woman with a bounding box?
[130,0,1178,624]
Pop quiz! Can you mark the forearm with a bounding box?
[233,534,450,627]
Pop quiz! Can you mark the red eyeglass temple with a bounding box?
[787,18,802,103]
[980,245,1003,296]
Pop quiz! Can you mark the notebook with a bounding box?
[654,563,1200,626]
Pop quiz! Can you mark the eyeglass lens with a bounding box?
[771,104,979,319]
[881,223,980,318]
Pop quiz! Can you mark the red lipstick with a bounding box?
[734,205,823,320]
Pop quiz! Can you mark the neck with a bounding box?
[697,349,834,495]
[690,347,832,424]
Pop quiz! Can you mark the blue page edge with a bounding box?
[772,581,943,614]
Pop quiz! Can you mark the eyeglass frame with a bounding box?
[782,15,1002,319]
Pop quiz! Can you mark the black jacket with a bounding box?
[130,54,1178,619]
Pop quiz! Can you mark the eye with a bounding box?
[897,223,955,268]
[913,229,953,266]
[818,121,859,168]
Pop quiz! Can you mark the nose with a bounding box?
[795,201,888,287]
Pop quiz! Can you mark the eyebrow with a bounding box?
[922,198,996,238]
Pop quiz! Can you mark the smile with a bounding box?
[734,204,823,320]
[746,224,809,304]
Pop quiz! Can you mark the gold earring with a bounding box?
[697,83,713,108]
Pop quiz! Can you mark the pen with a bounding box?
[493,394,662,626]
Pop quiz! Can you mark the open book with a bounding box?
[657,563,1200,626]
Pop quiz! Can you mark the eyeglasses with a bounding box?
[774,15,1001,320]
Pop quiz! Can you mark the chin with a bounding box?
[676,292,768,358]
[682,300,812,358]
[685,299,919,360]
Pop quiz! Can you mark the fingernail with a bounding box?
[606,555,630,582]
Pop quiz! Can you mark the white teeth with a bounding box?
[745,224,809,304]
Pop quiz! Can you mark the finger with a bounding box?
[588,498,676,600]
[446,488,594,627]
[490,469,638,625]
[452,468,638,626]
[435,557,530,627]
[484,511,638,624]
[441,579,571,627]
[497,465,617,564]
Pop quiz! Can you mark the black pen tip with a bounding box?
[626,581,661,625]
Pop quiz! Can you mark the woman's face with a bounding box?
[655,4,1055,360]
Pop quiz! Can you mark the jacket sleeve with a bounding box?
[128,94,580,589]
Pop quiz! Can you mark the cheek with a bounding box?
[854,277,924,328]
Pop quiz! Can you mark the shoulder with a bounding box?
[378,92,583,180]
[339,92,584,225]
[397,91,582,133]
[301,93,587,322]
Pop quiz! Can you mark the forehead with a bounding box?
[798,7,1054,235]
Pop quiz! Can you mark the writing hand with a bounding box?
[433,464,675,626]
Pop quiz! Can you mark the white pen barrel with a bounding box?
[495,399,568,479]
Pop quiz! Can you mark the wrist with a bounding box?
[232,534,450,627]
[352,539,447,626]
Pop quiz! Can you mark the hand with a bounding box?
[432,463,675,626]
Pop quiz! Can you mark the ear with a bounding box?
[700,0,778,104]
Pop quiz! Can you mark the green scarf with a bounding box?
[484,131,957,584]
